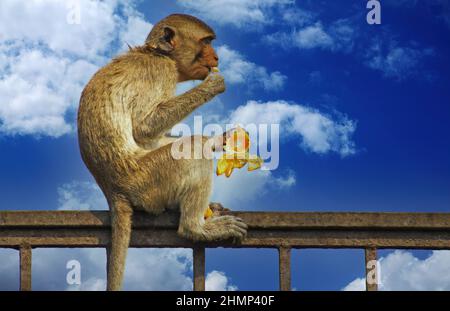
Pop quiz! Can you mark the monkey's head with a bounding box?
[145,14,219,82]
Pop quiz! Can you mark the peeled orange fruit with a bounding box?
[216,127,263,177]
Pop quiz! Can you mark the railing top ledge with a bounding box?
[1,210,450,230]
[2,211,450,250]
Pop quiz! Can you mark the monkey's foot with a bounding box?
[203,215,247,242]
[178,215,247,242]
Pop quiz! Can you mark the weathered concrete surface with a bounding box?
[1,211,450,249]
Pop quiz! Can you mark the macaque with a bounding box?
[77,14,247,291]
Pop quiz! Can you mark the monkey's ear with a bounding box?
[156,26,176,54]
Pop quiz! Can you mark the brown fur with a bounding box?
[77,14,247,291]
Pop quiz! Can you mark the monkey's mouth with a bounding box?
[198,65,214,78]
[206,66,219,74]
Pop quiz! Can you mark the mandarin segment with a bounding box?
[204,206,214,219]
[247,156,264,171]
[216,127,264,177]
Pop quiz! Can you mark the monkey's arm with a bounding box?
[133,75,224,143]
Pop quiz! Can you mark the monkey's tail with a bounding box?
[106,196,133,291]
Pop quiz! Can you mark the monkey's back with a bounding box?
[77,50,177,182]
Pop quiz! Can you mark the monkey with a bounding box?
[77,14,248,291]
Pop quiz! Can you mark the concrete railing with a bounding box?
[1,211,450,291]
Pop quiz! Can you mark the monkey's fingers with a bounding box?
[224,126,250,153]
[230,223,248,236]
[209,215,248,231]
[209,202,231,213]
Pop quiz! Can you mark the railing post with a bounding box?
[193,247,205,291]
[278,247,291,291]
[365,248,378,291]
[106,246,111,286]
[20,244,32,291]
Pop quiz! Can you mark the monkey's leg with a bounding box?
[135,137,247,242]
[178,190,247,241]
[168,136,247,241]
[176,164,247,241]
[107,197,133,291]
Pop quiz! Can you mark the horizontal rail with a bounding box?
[1,211,450,249]
[1,210,450,291]
[2,211,450,229]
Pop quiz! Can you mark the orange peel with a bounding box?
[204,206,214,219]
[216,127,263,177]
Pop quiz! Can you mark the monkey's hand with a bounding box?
[200,72,226,96]
[208,127,249,152]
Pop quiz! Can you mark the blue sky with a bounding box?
[0,0,450,291]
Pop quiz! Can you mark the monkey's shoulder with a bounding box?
[84,52,175,96]
[111,50,175,78]
[81,50,176,103]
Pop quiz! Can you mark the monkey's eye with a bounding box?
[201,37,213,45]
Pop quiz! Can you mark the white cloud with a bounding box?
[172,99,353,210]
[213,168,296,209]
[343,277,365,291]
[281,8,314,26]
[343,250,450,291]
[293,23,333,49]
[272,169,296,188]
[0,249,19,291]
[176,0,294,28]
[14,248,236,291]
[217,45,286,91]
[328,19,356,52]
[122,248,194,291]
[213,169,272,208]
[365,40,434,80]
[0,0,117,60]
[265,18,356,52]
[118,4,153,51]
[0,50,97,136]
[76,277,107,291]
[229,100,357,157]
[206,270,237,291]
[13,247,193,291]
[57,181,108,211]
[0,0,152,137]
